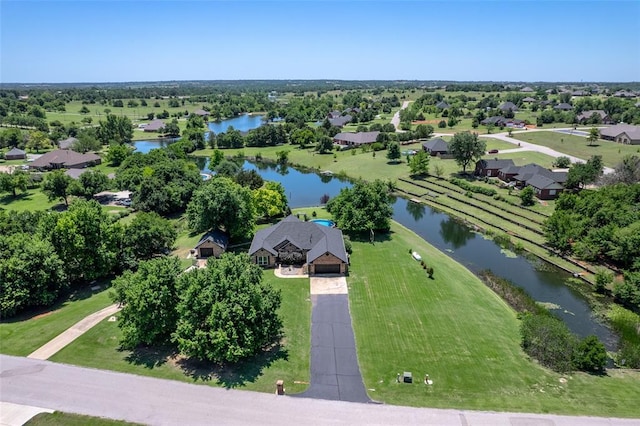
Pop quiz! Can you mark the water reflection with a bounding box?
[439,217,475,249]
[405,200,426,222]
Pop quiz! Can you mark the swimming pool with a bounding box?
[311,219,335,227]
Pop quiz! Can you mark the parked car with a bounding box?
[488,149,499,154]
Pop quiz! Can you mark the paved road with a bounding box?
[2,356,638,426]
[480,131,615,174]
[391,100,410,131]
[28,304,121,360]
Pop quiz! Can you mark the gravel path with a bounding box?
[391,100,410,131]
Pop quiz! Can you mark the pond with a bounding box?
[218,160,617,349]
[131,114,265,153]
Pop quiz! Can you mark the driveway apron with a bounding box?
[295,276,370,403]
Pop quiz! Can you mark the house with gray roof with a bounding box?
[30,149,101,170]
[144,119,165,132]
[5,147,26,160]
[58,137,78,150]
[192,109,210,117]
[475,158,515,177]
[526,174,564,200]
[553,103,573,111]
[522,97,536,103]
[333,131,380,147]
[576,110,613,124]
[249,215,348,275]
[194,229,229,258]
[328,115,352,127]
[499,102,518,112]
[421,138,449,156]
[520,87,534,93]
[599,124,640,145]
[435,101,450,110]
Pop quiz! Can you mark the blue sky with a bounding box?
[1,1,639,83]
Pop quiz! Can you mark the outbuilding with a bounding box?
[5,147,26,160]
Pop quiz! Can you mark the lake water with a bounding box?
[227,160,617,349]
[132,114,265,154]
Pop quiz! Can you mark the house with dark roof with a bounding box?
[58,137,78,150]
[435,101,450,110]
[194,230,229,258]
[144,119,165,132]
[328,115,352,127]
[192,109,210,118]
[599,124,640,145]
[499,102,518,112]
[553,103,573,111]
[481,116,505,126]
[475,158,515,177]
[520,87,534,93]
[613,90,636,98]
[333,131,380,147]
[421,138,449,156]
[5,147,26,160]
[497,164,522,182]
[249,215,348,275]
[522,97,536,103]
[510,164,567,186]
[30,149,101,170]
[576,110,613,124]
[526,174,564,200]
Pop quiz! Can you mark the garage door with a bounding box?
[314,264,340,274]
[199,248,214,258]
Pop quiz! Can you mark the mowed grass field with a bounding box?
[49,272,312,394]
[348,222,640,416]
[0,285,114,356]
[512,130,640,167]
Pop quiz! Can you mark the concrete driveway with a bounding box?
[296,276,370,403]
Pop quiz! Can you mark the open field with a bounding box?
[348,222,640,416]
[49,272,311,394]
[0,285,113,356]
[0,189,60,211]
[512,130,640,167]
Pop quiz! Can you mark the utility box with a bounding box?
[276,380,285,395]
[403,372,412,383]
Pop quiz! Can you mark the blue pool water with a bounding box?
[311,219,335,227]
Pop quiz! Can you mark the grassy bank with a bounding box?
[348,221,640,416]
[49,272,311,394]
[0,285,113,356]
[26,412,139,426]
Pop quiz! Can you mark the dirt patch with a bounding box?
[412,119,443,125]
[31,311,55,320]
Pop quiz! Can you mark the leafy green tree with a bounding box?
[69,170,109,200]
[163,119,180,138]
[97,114,133,145]
[214,159,240,178]
[253,186,285,218]
[573,335,607,373]
[27,130,51,153]
[613,272,640,310]
[173,253,282,363]
[520,313,577,373]
[209,149,225,169]
[553,156,572,168]
[38,200,119,282]
[587,127,599,146]
[602,155,640,185]
[408,150,430,176]
[276,150,289,165]
[291,127,316,148]
[0,233,67,318]
[106,143,133,166]
[415,124,434,139]
[326,179,393,232]
[450,131,486,173]
[386,142,401,163]
[520,186,535,206]
[186,177,256,239]
[42,170,72,206]
[566,155,603,189]
[235,169,264,190]
[79,105,90,114]
[315,135,333,154]
[112,257,182,348]
[594,268,613,293]
[0,170,29,198]
[122,212,177,263]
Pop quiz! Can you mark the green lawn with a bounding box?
[348,222,640,416]
[0,285,114,356]
[49,272,311,394]
[512,130,640,167]
[26,412,139,426]
[0,189,61,211]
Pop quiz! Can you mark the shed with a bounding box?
[5,147,26,160]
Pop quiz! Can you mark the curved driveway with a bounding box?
[1,355,637,425]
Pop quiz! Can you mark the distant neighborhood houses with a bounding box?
[576,110,613,124]
[475,159,567,200]
[480,116,526,128]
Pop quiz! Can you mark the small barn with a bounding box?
[5,147,26,160]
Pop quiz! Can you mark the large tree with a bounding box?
[172,253,283,363]
[112,256,182,348]
[408,150,430,176]
[0,170,29,198]
[386,142,401,163]
[326,179,393,232]
[97,114,133,145]
[69,170,109,200]
[587,127,599,146]
[566,155,603,189]
[186,177,256,239]
[122,212,177,263]
[42,170,73,206]
[26,130,51,153]
[0,233,67,318]
[449,131,486,173]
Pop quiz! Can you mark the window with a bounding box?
[549,189,556,195]
[257,256,269,266]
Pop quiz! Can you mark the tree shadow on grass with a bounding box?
[176,343,289,389]
[123,345,175,369]
[348,230,393,244]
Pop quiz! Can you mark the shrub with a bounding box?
[615,341,640,369]
[520,186,535,206]
[312,210,317,218]
[343,236,352,254]
[493,233,511,248]
[594,269,613,293]
[426,266,434,279]
[520,313,577,372]
[450,178,497,196]
[573,335,607,373]
[438,120,447,128]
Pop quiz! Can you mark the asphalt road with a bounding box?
[294,294,370,403]
[2,355,638,425]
